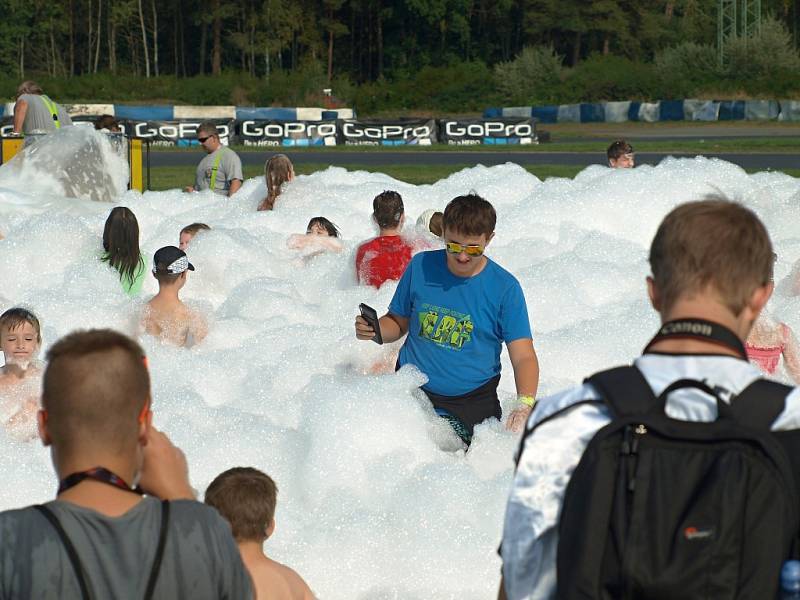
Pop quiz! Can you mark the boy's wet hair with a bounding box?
[372,191,404,229]
[306,216,341,238]
[180,223,211,237]
[0,307,41,345]
[649,196,773,316]
[154,272,183,285]
[43,329,150,456]
[429,212,444,237]
[607,139,633,161]
[205,467,278,542]
[443,193,496,238]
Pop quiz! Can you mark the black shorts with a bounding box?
[422,375,502,435]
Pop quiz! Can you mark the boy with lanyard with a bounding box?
[498,198,800,600]
[0,329,252,598]
[355,193,539,446]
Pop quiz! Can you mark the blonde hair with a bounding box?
[261,154,294,211]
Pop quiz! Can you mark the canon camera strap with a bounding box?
[644,318,747,359]
[58,466,143,496]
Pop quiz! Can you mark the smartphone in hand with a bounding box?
[359,303,384,345]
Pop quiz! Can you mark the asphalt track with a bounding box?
[151,150,798,171]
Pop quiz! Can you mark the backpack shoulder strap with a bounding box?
[585,365,657,419]
[729,378,792,430]
[33,504,92,600]
[143,500,171,600]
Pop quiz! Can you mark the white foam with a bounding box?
[1,153,799,598]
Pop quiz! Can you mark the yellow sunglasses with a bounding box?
[445,241,485,257]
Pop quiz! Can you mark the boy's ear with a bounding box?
[486,232,495,245]
[647,276,661,312]
[265,518,276,539]
[37,409,52,447]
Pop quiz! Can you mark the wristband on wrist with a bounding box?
[518,394,536,407]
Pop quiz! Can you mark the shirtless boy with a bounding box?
[142,247,208,347]
[205,467,315,600]
[0,307,43,437]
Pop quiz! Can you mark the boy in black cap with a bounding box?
[141,246,208,347]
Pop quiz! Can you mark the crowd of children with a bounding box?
[6,144,800,600]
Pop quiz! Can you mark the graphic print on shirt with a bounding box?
[418,303,473,350]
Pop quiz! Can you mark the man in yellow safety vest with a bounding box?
[12,80,73,136]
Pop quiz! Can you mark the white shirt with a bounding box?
[500,353,800,600]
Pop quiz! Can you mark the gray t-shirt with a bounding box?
[17,94,73,134]
[0,497,252,600]
[195,147,243,195]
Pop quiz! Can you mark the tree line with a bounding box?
[1,0,798,84]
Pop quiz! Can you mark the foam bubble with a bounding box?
[1,152,799,598]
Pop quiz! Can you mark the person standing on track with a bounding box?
[185,122,243,197]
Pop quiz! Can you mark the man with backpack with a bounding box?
[499,198,800,599]
[0,329,252,599]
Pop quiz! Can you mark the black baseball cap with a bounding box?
[152,246,195,275]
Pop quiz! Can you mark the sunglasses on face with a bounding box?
[197,136,213,143]
[445,241,485,257]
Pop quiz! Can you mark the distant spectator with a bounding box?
[94,114,121,133]
[12,80,72,136]
[101,206,147,296]
[0,329,252,598]
[179,222,211,251]
[206,467,315,600]
[142,246,208,348]
[258,154,295,211]
[746,311,800,384]
[607,139,635,168]
[185,122,243,197]
[355,191,413,288]
[287,217,343,256]
[417,209,444,238]
[0,307,42,439]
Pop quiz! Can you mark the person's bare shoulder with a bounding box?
[274,561,315,600]
[249,556,315,600]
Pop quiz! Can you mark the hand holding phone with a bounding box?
[358,303,384,345]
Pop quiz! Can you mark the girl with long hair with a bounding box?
[258,154,294,211]
[101,207,146,296]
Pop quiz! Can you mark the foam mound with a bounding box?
[0,126,128,203]
[1,156,799,598]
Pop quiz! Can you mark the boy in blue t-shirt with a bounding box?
[355,194,540,445]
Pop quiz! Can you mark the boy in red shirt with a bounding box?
[356,190,414,288]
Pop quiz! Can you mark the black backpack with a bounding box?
[551,366,799,600]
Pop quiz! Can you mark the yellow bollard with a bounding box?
[0,137,24,165]
[129,138,144,192]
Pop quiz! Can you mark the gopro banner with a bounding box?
[338,119,436,146]
[237,119,337,147]
[119,119,236,146]
[438,117,535,145]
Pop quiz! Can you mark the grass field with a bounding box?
[148,163,800,190]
